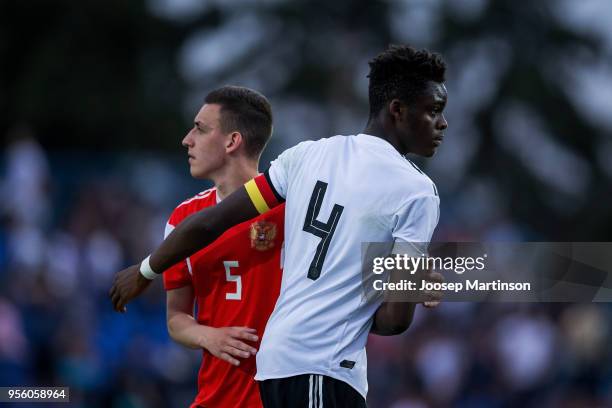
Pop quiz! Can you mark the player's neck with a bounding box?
[212,159,259,201]
[363,120,403,154]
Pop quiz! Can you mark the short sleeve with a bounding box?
[267,141,313,199]
[391,195,440,255]
[162,220,193,291]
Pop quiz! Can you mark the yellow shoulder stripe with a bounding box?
[245,179,270,214]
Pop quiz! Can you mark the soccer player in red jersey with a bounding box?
[162,86,283,408]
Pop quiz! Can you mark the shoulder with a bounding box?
[406,159,437,192]
[289,135,356,157]
[282,136,348,155]
[271,140,322,176]
[279,139,317,157]
[176,187,216,208]
[390,158,439,200]
[319,134,356,147]
[168,188,216,226]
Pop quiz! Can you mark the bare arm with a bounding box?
[370,269,443,336]
[370,265,417,336]
[110,187,260,312]
[370,301,417,336]
[166,286,259,366]
[151,187,259,273]
[166,285,202,349]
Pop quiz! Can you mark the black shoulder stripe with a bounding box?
[407,160,424,174]
[264,168,286,203]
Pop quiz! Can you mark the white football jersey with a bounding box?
[254,134,440,398]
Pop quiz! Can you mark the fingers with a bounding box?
[233,327,259,343]
[110,266,144,313]
[427,271,443,283]
[228,339,257,355]
[109,270,124,312]
[223,345,252,359]
[116,295,128,314]
[111,290,121,312]
[421,288,442,308]
[219,352,240,367]
[420,271,443,308]
[424,288,442,301]
[111,285,128,313]
[111,287,122,312]
[109,281,126,313]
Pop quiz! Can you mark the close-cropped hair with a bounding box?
[205,86,273,158]
[367,45,446,116]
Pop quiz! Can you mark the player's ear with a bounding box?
[226,131,243,153]
[388,99,405,122]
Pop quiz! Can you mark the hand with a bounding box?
[421,270,444,308]
[199,326,259,366]
[109,264,153,312]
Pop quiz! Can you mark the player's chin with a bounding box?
[426,140,443,157]
[418,146,438,157]
[189,166,207,179]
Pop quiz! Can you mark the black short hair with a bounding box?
[205,86,273,158]
[367,45,446,117]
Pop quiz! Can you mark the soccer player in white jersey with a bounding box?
[111,44,448,407]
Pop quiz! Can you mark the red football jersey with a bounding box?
[163,188,284,408]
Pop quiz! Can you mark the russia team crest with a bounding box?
[250,221,277,251]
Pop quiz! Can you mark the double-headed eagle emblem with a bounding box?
[250,221,277,251]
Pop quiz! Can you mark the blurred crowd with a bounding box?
[1,133,610,408]
[0,133,201,407]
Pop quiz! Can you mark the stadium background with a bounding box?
[1,0,611,406]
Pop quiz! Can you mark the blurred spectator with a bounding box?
[3,126,50,228]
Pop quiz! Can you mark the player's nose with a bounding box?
[182,131,194,148]
[437,114,448,130]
